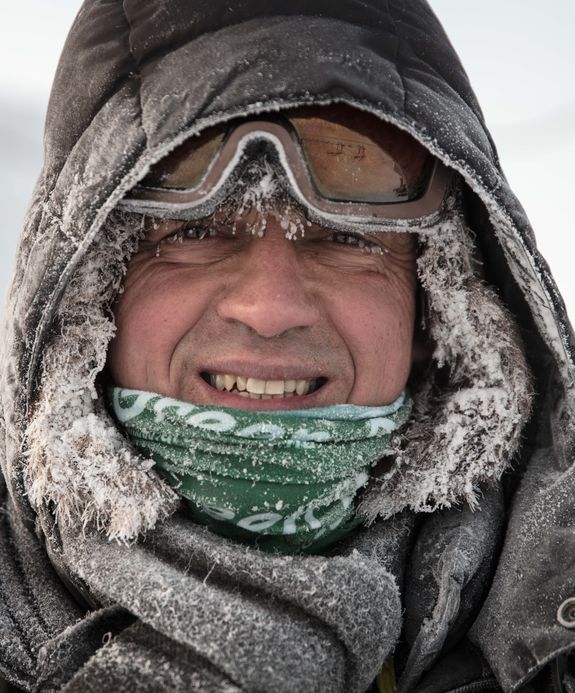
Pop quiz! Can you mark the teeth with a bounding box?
[265,380,285,395]
[246,377,266,394]
[208,373,320,398]
[296,379,309,396]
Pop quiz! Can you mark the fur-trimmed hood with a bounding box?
[1,1,574,692]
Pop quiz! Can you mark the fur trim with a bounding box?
[26,212,179,542]
[359,208,533,521]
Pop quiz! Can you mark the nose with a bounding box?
[216,222,320,338]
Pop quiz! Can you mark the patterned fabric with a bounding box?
[111,388,411,553]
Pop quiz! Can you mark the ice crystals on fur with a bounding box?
[26,212,178,542]
[359,207,533,521]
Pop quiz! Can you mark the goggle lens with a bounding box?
[140,106,432,203]
[287,106,431,204]
[126,104,450,224]
[141,125,227,190]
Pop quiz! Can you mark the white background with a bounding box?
[1,1,573,319]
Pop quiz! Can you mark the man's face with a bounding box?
[107,207,418,410]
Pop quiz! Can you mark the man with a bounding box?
[0,1,573,692]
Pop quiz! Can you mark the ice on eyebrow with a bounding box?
[230,160,310,240]
[219,162,389,251]
[145,158,393,254]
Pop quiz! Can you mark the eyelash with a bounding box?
[156,224,387,255]
[162,226,216,243]
[328,232,387,254]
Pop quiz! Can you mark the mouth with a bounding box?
[200,372,327,400]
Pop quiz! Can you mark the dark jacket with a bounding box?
[1,1,574,691]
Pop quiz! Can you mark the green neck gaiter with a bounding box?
[110,388,411,554]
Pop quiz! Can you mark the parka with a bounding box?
[1,1,574,691]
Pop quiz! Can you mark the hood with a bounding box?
[1,1,575,691]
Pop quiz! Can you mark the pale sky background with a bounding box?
[1,1,573,321]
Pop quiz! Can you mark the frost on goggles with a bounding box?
[124,104,450,222]
[138,105,433,205]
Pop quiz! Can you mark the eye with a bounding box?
[330,231,363,246]
[163,224,217,243]
[328,231,386,254]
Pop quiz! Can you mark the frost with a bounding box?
[25,211,178,542]
[359,202,534,521]
[231,159,309,240]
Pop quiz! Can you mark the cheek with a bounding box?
[107,267,213,388]
[329,273,416,404]
[117,294,177,348]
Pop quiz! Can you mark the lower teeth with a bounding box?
[237,391,295,399]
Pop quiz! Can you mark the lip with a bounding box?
[194,368,332,411]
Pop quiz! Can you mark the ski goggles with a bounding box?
[120,105,452,226]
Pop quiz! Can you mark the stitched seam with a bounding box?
[121,0,146,141]
[0,589,35,673]
[385,0,409,117]
[0,506,37,675]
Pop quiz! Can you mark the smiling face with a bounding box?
[107,206,418,410]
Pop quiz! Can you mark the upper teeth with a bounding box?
[210,374,316,398]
